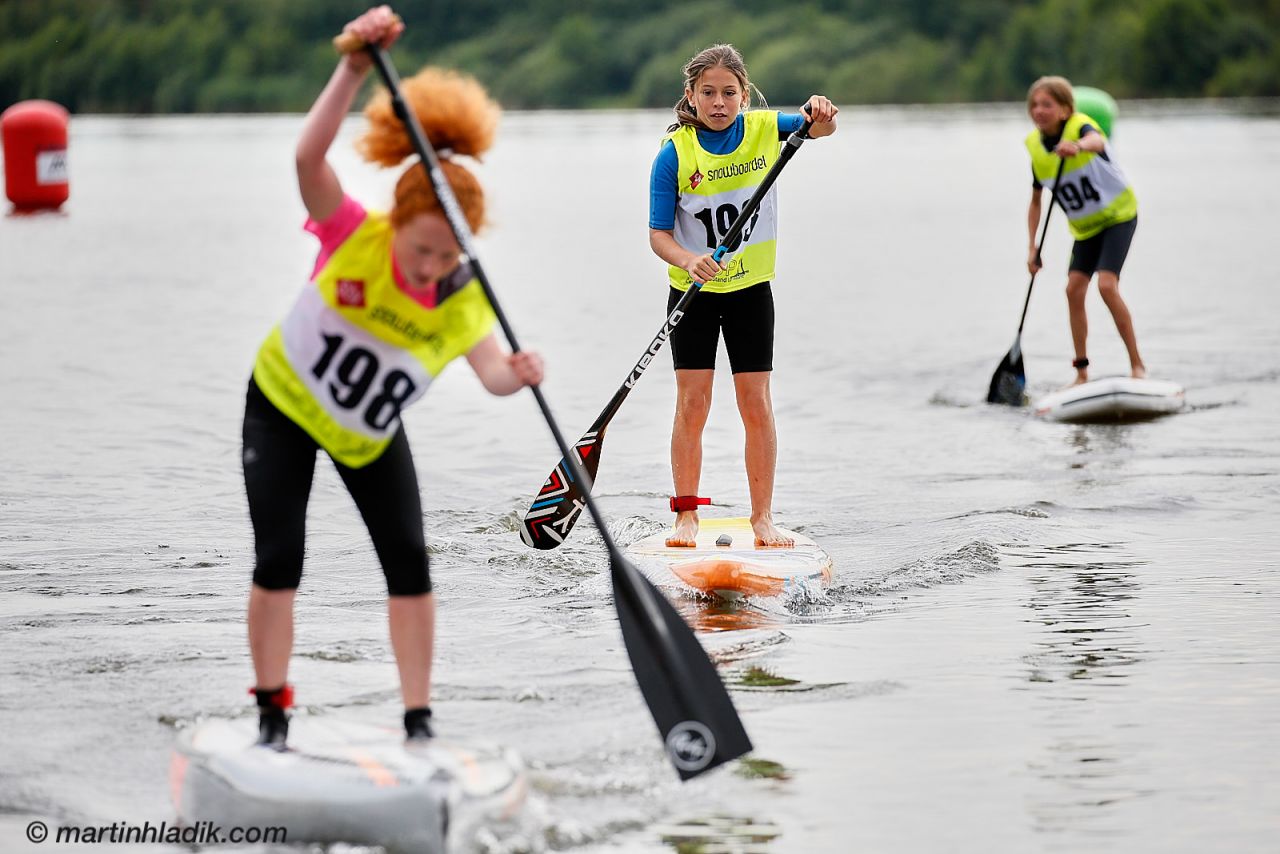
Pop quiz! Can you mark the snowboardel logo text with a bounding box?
[704,155,767,183]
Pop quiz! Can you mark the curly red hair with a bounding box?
[357,67,500,233]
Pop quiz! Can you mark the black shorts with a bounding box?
[667,282,774,373]
[1070,216,1137,277]
[242,379,430,596]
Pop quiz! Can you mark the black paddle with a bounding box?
[987,156,1066,405]
[339,35,751,780]
[520,111,816,549]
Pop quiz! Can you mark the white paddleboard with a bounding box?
[1033,376,1185,423]
[626,517,833,600]
[171,716,525,852]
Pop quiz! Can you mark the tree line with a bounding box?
[1,0,1276,113]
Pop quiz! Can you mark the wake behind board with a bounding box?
[626,517,833,601]
[171,716,525,853]
[1032,376,1185,423]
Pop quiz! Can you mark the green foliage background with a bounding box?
[2,0,1278,113]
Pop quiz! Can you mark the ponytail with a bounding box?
[357,67,500,233]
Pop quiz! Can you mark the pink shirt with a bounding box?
[304,195,438,308]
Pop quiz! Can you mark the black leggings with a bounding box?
[242,379,430,596]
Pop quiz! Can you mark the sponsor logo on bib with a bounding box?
[336,279,366,308]
[705,155,767,183]
[688,169,703,190]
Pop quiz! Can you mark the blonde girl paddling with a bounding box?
[1026,76,1145,385]
[648,44,836,548]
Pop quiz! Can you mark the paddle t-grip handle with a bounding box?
[332,14,404,54]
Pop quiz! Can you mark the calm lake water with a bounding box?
[1,103,1278,853]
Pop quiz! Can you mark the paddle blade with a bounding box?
[987,337,1027,406]
[611,557,752,780]
[520,428,605,549]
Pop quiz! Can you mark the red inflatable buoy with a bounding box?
[2,100,70,212]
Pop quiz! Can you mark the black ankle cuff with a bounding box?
[404,706,433,738]
[1072,357,1090,369]
[251,684,294,711]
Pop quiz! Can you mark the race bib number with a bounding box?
[691,202,760,251]
[281,287,432,436]
[309,332,418,430]
[1055,176,1102,211]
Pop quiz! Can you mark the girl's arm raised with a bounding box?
[296,6,404,222]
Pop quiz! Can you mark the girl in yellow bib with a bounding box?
[1025,76,1145,385]
[243,5,543,748]
[649,44,837,548]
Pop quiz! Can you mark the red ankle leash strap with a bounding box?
[670,495,711,512]
[250,684,295,711]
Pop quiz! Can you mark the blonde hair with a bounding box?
[358,67,500,232]
[1027,75,1075,115]
[668,44,765,133]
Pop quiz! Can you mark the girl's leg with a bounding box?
[248,587,298,689]
[668,369,714,546]
[243,384,315,684]
[338,428,434,718]
[1066,271,1091,384]
[733,371,792,547]
[242,380,317,745]
[1098,272,1145,378]
[388,594,435,709]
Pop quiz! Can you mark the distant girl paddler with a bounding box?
[243,5,542,748]
[1025,76,1144,385]
[649,44,837,549]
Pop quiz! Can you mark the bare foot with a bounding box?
[665,512,699,547]
[1067,371,1089,388]
[1131,364,1147,379]
[752,516,794,548]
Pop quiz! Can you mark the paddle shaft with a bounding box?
[1014,156,1067,335]
[363,48,737,748]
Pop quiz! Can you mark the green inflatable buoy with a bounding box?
[1073,85,1118,138]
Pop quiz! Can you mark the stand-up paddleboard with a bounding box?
[626,517,833,601]
[1033,376,1185,423]
[171,716,525,852]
